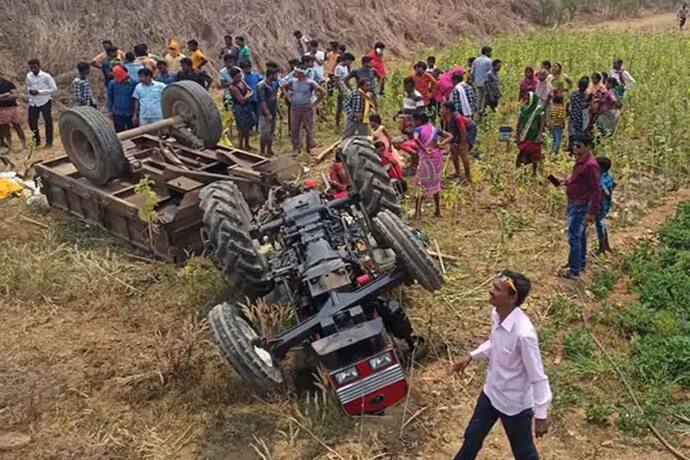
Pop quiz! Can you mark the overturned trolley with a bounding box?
[36,81,298,262]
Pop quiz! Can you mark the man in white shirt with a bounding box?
[452,270,551,460]
[334,53,355,129]
[293,30,311,56]
[26,59,57,148]
[305,40,325,79]
[469,46,493,114]
[610,58,636,93]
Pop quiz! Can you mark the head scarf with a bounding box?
[112,65,128,83]
[518,92,545,142]
[520,72,538,100]
[168,39,181,57]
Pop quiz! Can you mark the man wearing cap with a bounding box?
[367,42,387,96]
[550,133,601,280]
[282,66,325,156]
[452,270,551,460]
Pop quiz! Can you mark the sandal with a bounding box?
[558,269,580,280]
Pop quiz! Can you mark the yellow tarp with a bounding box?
[0,178,23,201]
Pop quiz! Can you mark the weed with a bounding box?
[620,302,658,336]
[134,176,160,245]
[563,327,593,360]
[616,406,647,434]
[549,366,583,410]
[547,295,583,327]
[586,403,614,426]
[152,315,209,383]
[591,267,619,299]
[538,326,557,354]
[659,202,690,251]
[592,300,621,327]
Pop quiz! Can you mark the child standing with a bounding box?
[397,76,426,118]
[73,62,97,107]
[595,157,616,255]
[411,111,452,218]
[548,93,567,155]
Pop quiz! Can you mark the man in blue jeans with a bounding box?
[551,133,601,279]
[452,271,551,460]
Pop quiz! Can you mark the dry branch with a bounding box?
[18,214,50,229]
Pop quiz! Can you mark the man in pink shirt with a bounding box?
[452,270,551,460]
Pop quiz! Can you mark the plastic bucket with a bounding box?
[499,126,513,142]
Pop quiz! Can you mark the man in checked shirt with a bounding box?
[452,270,551,460]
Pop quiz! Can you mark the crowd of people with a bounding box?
[0,33,626,272]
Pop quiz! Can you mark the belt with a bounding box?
[568,199,588,205]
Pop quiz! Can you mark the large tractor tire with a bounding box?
[59,107,126,185]
[199,180,272,294]
[162,81,222,148]
[372,210,444,292]
[208,302,283,390]
[341,136,401,217]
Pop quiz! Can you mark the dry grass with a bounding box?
[1,0,536,82]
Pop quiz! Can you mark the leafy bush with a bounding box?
[623,241,659,287]
[635,267,690,315]
[564,327,593,360]
[659,202,690,251]
[616,406,647,434]
[632,335,690,386]
[591,267,619,299]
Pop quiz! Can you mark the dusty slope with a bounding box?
[1,0,535,79]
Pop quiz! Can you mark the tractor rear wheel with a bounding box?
[162,81,222,148]
[372,210,444,292]
[59,107,126,184]
[341,136,401,217]
[208,302,283,390]
[199,180,272,295]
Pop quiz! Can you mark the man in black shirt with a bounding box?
[256,68,279,156]
[345,56,379,99]
[175,58,211,89]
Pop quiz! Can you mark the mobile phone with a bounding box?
[547,174,561,187]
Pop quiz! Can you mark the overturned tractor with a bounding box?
[36,86,443,415]
[203,137,444,415]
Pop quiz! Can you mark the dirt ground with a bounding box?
[1,11,688,460]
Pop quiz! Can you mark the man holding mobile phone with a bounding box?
[549,133,601,280]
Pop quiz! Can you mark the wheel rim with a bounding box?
[237,319,276,368]
[171,100,197,134]
[69,128,96,170]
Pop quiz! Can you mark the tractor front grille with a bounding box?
[335,364,405,405]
